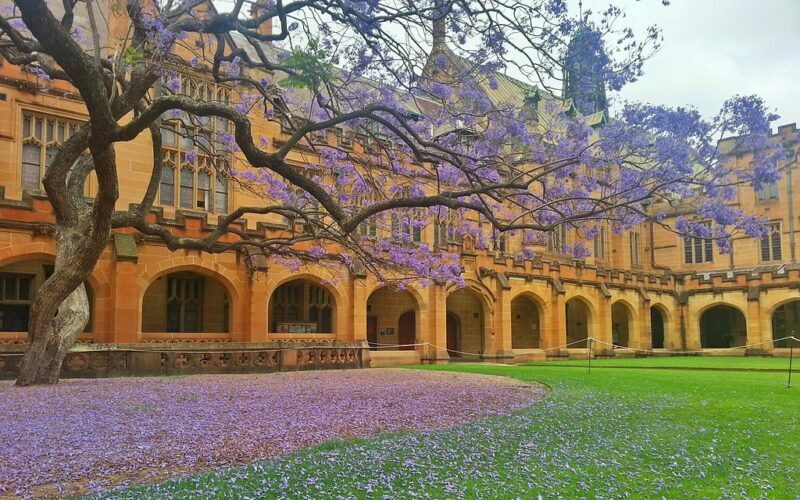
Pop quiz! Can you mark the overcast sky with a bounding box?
[580,0,800,126]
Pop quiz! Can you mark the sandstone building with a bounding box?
[0,2,798,371]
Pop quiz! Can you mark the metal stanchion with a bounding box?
[587,337,593,375]
[788,332,795,389]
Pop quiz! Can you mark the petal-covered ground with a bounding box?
[0,369,544,499]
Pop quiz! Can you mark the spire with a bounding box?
[562,23,608,116]
[432,0,447,49]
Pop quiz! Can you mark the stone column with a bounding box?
[421,285,449,362]
[595,289,612,352]
[746,289,763,350]
[352,280,368,343]
[545,286,566,353]
[247,277,269,343]
[491,286,514,358]
[111,259,139,344]
[684,299,701,351]
[638,296,652,351]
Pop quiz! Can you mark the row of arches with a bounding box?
[0,258,799,351]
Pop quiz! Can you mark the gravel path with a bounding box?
[0,368,544,498]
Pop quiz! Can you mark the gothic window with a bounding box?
[270,280,335,333]
[630,231,641,266]
[165,274,203,333]
[434,218,457,247]
[0,273,33,332]
[159,74,231,213]
[547,224,569,254]
[308,284,333,333]
[761,223,783,262]
[593,226,606,260]
[179,165,195,209]
[756,181,779,202]
[215,174,229,214]
[683,223,713,264]
[20,112,82,190]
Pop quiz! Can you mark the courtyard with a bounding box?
[2,358,799,498]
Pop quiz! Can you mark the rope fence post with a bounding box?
[587,336,593,375]
[788,332,795,389]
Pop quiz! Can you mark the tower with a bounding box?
[562,23,608,116]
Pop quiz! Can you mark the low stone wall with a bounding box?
[368,349,421,368]
[0,342,366,380]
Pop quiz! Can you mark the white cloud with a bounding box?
[587,0,800,125]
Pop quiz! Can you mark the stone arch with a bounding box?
[364,281,427,312]
[268,274,340,334]
[510,291,545,349]
[365,286,421,350]
[770,299,800,348]
[565,295,593,348]
[610,299,636,348]
[0,251,104,336]
[446,285,491,357]
[650,303,669,349]
[141,267,233,334]
[138,262,240,304]
[698,303,747,348]
[0,247,111,304]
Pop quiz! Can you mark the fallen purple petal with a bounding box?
[0,369,543,498]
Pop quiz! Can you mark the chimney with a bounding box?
[249,1,274,38]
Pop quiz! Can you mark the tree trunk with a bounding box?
[15,283,90,386]
[15,224,104,386]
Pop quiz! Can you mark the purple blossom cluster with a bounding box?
[0,370,541,498]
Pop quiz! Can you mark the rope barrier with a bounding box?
[586,335,799,355]
[76,335,800,359]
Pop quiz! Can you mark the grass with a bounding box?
[102,359,800,499]
[525,354,797,371]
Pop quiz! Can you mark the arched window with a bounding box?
[269,279,335,334]
[142,271,230,334]
[772,301,800,348]
[699,305,746,348]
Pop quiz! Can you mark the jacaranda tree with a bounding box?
[0,0,783,385]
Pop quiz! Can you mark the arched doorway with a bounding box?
[699,304,746,348]
[772,300,800,348]
[446,288,486,357]
[511,295,541,349]
[365,287,419,350]
[565,298,591,347]
[269,279,334,334]
[142,271,230,333]
[651,306,666,349]
[611,302,632,348]
[446,312,460,355]
[0,260,94,333]
[399,311,415,347]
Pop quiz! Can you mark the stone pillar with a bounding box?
[247,277,269,343]
[545,287,566,352]
[595,289,612,352]
[491,286,514,358]
[746,291,763,350]
[352,280,368,343]
[684,299,701,351]
[421,285,449,362]
[111,259,139,344]
[638,298,652,351]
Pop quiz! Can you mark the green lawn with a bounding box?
[526,355,797,371]
[102,361,800,499]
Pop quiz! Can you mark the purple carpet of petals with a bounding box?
[0,369,543,498]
